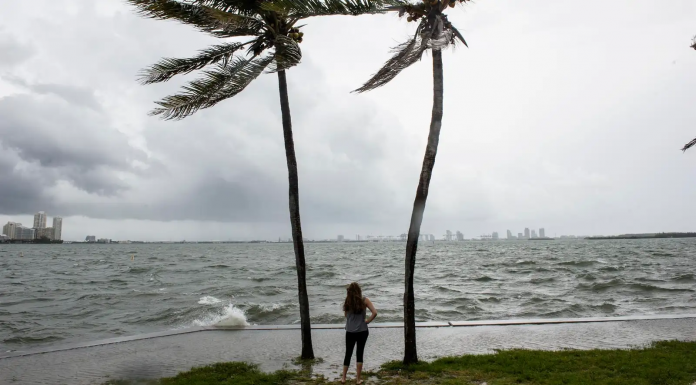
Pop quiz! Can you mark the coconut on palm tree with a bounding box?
[126,0,396,359]
[354,0,471,365]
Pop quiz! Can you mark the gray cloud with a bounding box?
[0,90,149,201]
[31,84,102,112]
[0,95,135,169]
[4,77,102,111]
[0,151,50,216]
[0,32,34,68]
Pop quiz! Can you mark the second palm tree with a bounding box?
[355,0,471,365]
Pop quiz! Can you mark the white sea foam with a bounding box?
[198,296,222,305]
[263,303,283,312]
[214,304,249,327]
[191,295,249,327]
[191,300,249,327]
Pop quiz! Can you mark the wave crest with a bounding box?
[191,301,249,327]
[198,296,222,305]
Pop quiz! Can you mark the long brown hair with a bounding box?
[343,282,365,314]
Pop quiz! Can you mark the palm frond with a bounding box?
[139,42,249,84]
[268,36,303,72]
[682,137,696,152]
[191,0,268,16]
[450,25,468,47]
[263,0,406,17]
[150,55,274,120]
[190,0,250,12]
[126,0,264,37]
[354,34,428,93]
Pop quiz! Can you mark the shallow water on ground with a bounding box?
[3,319,696,384]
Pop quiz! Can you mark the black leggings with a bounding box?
[344,330,369,366]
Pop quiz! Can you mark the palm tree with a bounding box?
[353,0,471,364]
[126,0,394,359]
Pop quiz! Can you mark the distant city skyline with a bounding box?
[505,227,552,240]
[329,227,558,242]
[0,212,673,242]
[2,211,63,241]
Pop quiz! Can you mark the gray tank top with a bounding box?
[345,297,368,333]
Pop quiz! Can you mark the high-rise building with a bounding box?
[518,233,523,239]
[445,230,453,241]
[531,230,538,238]
[524,228,530,239]
[429,234,435,241]
[3,222,18,239]
[506,230,513,239]
[337,235,344,242]
[492,232,499,240]
[539,228,546,238]
[86,235,97,243]
[33,211,47,229]
[456,231,464,241]
[15,226,35,240]
[53,217,63,241]
[36,227,54,240]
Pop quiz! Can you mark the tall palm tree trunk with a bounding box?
[403,49,444,365]
[278,69,314,359]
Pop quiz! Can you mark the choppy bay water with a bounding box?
[1,239,695,350]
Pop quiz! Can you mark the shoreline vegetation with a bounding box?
[105,340,696,385]
[587,232,696,240]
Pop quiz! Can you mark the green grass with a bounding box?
[106,341,696,385]
[103,363,310,385]
[381,340,696,384]
[156,362,302,385]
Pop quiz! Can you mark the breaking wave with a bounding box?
[191,302,249,327]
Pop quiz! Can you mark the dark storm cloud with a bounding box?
[60,174,289,222]
[0,90,148,198]
[0,151,51,215]
[0,94,139,170]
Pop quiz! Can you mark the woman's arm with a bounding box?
[364,298,378,324]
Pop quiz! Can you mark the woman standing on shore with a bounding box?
[341,282,378,384]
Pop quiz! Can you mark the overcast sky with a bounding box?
[0,1,695,241]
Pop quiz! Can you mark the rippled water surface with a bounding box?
[1,239,695,349]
